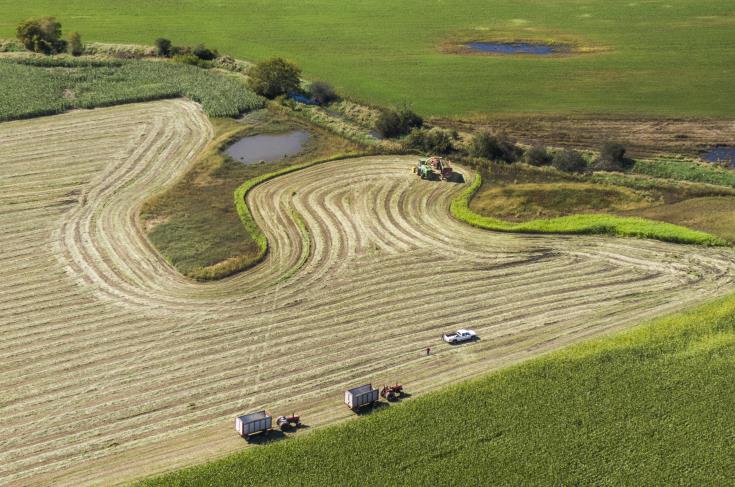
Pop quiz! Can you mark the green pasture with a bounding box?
[1,0,733,117]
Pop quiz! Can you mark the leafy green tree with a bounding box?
[16,17,67,55]
[68,32,83,56]
[247,58,301,99]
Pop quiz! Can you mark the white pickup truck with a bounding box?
[442,329,477,344]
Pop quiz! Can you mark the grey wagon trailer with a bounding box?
[345,384,379,410]
[235,410,272,437]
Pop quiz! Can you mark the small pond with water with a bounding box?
[702,147,735,168]
[225,131,311,164]
[466,42,563,55]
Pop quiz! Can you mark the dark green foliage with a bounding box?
[375,106,423,138]
[68,32,83,56]
[469,131,521,163]
[404,127,453,154]
[593,142,632,172]
[247,58,302,99]
[309,80,339,105]
[193,44,218,61]
[0,57,264,121]
[552,149,588,173]
[523,144,552,166]
[16,17,67,54]
[155,38,172,57]
[138,294,735,486]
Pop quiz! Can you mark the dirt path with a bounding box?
[1,100,734,486]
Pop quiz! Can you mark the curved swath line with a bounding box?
[2,100,735,484]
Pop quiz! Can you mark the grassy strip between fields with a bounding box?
[137,290,735,486]
[452,173,727,246]
[233,152,369,271]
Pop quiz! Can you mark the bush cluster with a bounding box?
[592,142,632,172]
[552,149,588,173]
[469,131,521,163]
[155,38,219,62]
[375,106,423,138]
[523,144,552,166]
[404,127,454,154]
[309,80,339,105]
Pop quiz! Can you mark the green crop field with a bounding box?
[1,0,733,117]
[0,57,263,120]
[138,293,735,486]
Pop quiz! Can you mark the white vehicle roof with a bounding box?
[457,329,474,334]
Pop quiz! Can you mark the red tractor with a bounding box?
[427,156,453,181]
[380,384,405,402]
[276,413,302,431]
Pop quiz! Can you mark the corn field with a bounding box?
[0,57,264,120]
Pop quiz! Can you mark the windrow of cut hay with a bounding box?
[137,291,735,486]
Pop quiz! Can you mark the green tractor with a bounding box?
[414,158,437,180]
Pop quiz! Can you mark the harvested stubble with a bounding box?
[1,100,734,486]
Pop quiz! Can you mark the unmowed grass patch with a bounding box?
[138,292,735,486]
[632,157,735,188]
[452,173,726,246]
[0,56,263,120]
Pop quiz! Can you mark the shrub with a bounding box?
[193,44,218,61]
[552,149,588,173]
[375,106,423,138]
[523,144,552,166]
[155,38,172,57]
[593,142,632,172]
[16,17,67,55]
[469,131,521,163]
[68,32,83,57]
[309,80,339,105]
[173,53,210,68]
[404,127,453,154]
[247,58,302,99]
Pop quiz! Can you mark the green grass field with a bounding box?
[1,0,733,117]
[138,292,735,486]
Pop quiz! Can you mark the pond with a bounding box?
[466,42,561,55]
[225,131,310,164]
[702,147,735,168]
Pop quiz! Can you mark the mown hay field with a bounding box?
[1,101,735,485]
[140,292,735,486]
[0,0,734,116]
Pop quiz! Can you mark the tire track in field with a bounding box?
[1,100,734,485]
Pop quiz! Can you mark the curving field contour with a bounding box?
[1,100,734,486]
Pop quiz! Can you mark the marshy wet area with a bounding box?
[702,147,735,168]
[225,130,311,164]
[466,42,563,55]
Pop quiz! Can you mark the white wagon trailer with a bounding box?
[235,410,272,437]
[345,384,379,410]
